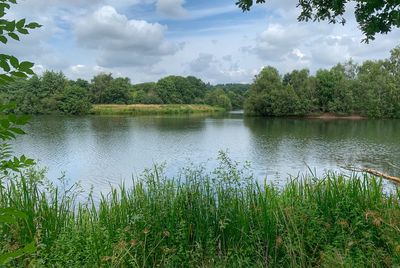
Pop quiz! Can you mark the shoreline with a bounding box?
[305,113,367,120]
[90,104,226,115]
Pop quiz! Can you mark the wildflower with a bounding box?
[143,228,150,235]
[117,240,127,250]
[338,220,349,228]
[101,256,112,262]
[276,236,283,247]
[163,230,170,237]
[372,217,382,227]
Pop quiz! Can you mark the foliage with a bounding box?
[0,155,399,266]
[130,76,246,110]
[205,87,232,110]
[131,82,163,104]
[59,85,92,115]
[91,104,225,115]
[156,75,207,104]
[245,46,400,118]
[90,74,131,104]
[236,0,400,42]
[216,83,249,109]
[0,0,41,264]
[1,73,245,114]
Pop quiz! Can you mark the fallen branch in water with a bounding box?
[388,162,400,171]
[340,166,400,185]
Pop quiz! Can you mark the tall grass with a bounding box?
[0,153,399,267]
[91,104,225,116]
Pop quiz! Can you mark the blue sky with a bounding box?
[5,0,400,84]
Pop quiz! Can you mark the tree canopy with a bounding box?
[236,0,400,42]
[245,45,400,118]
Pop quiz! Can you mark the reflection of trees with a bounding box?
[243,117,400,176]
[137,115,207,133]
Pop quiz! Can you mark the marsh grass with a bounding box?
[90,104,225,116]
[0,153,399,267]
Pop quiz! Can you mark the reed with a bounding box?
[1,154,399,267]
[90,104,225,116]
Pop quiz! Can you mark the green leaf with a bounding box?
[0,74,14,82]
[10,71,27,78]
[10,127,25,135]
[0,3,11,10]
[15,115,30,125]
[25,68,34,75]
[0,35,7,44]
[0,119,10,128]
[17,28,28,34]
[7,32,19,41]
[5,20,15,32]
[8,114,17,123]
[0,215,17,224]
[26,22,41,29]
[0,208,28,221]
[19,61,33,71]
[9,56,18,68]
[0,59,10,72]
[16,18,25,29]
[0,241,36,265]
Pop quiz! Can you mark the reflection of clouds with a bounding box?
[244,118,400,179]
[12,116,400,198]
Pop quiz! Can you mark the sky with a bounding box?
[4,0,400,84]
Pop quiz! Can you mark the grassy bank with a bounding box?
[90,104,225,115]
[1,155,399,267]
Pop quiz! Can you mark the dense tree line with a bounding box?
[0,72,248,115]
[132,79,249,110]
[245,46,400,118]
[3,46,398,118]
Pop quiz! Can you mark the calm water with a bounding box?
[12,114,400,194]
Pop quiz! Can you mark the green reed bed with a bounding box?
[0,154,399,267]
[90,104,225,116]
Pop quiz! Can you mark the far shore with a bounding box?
[90,104,226,115]
[305,113,367,120]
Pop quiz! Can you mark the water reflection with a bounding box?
[244,117,400,178]
[12,115,400,195]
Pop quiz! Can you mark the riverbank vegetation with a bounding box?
[245,46,400,118]
[2,46,400,118]
[0,72,247,115]
[91,104,225,115]
[1,154,399,267]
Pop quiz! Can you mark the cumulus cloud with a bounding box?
[189,53,215,72]
[245,23,313,62]
[188,53,252,83]
[73,5,179,67]
[4,0,400,84]
[156,0,188,18]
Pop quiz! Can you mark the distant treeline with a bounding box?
[245,45,400,118]
[0,73,249,115]
[1,45,399,118]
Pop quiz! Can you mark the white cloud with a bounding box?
[2,0,399,84]
[246,23,314,62]
[73,5,179,67]
[156,0,188,18]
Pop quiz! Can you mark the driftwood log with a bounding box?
[363,168,400,185]
[341,166,400,185]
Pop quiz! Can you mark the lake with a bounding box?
[12,114,400,194]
